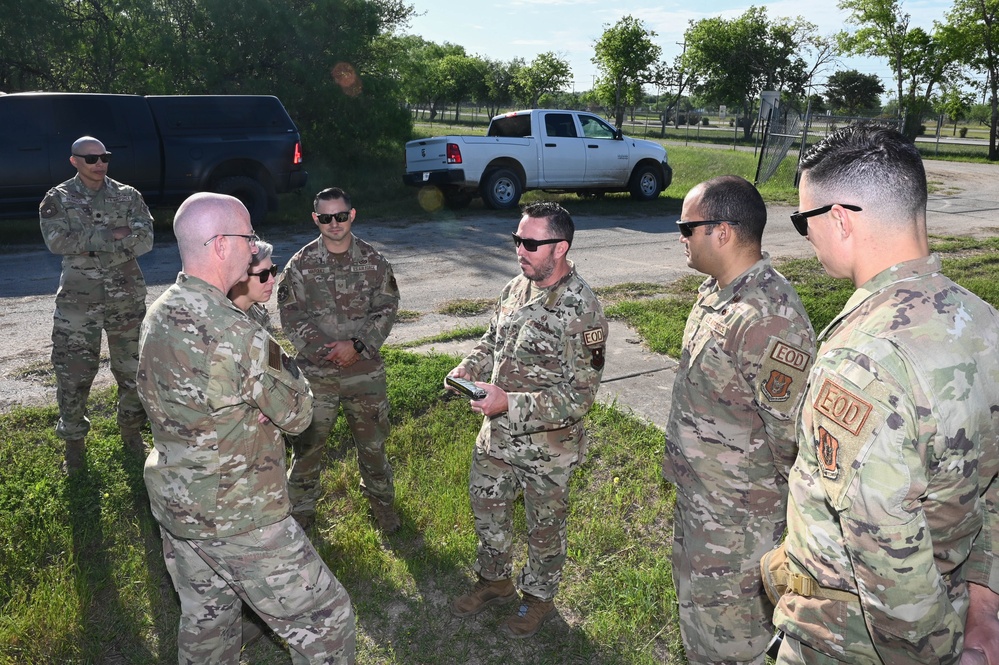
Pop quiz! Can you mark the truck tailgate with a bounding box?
[405,135,533,173]
[405,138,452,172]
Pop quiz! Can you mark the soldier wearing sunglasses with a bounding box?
[228,240,279,329]
[663,175,815,664]
[771,123,999,664]
[39,135,154,473]
[278,187,401,534]
[447,201,608,639]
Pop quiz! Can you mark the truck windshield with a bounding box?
[488,114,532,138]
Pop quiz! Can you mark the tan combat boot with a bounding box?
[450,576,516,617]
[499,593,556,638]
[62,439,85,475]
[368,497,401,534]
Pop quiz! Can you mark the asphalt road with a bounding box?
[2,159,998,419]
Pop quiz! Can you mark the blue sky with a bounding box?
[402,0,954,96]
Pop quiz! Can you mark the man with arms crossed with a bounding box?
[138,193,355,664]
[771,123,999,664]
[447,201,608,638]
[40,136,154,471]
[664,175,815,663]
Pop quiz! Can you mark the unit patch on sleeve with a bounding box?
[582,327,606,370]
[757,337,812,413]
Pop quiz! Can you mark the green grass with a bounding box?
[0,349,676,664]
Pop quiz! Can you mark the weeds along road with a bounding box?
[1,159,998,413]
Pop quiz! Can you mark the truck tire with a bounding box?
[480,168,522,210]
[442,186,473,210]
[628,165,663,201]
[215,176,269,224]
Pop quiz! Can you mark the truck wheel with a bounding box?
[215,176,268,224]
[442,187,473,210]
[628,165,662,201]
[481,168,522,210]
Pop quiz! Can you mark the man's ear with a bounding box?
[554,240,570,260]
[832,205,854,240]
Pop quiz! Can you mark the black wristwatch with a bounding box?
[351,338,365,354]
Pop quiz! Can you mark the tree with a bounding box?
[514,52,571,108]
[942,0,999,159]
[825,69,885,114]
[838,0,960,137]
[481,58,521,117]
[592,15,662,128]
[683,7,812,139]
[936,86,974,135]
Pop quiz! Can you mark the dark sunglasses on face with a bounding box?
[790,204,863,236]
[73,152,112,164]
[676,220,741,237]
[511,233,566,252]
[248,265,279,283]
[316,211,351,225]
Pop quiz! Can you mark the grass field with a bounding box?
[1,235,997,663]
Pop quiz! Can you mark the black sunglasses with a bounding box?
[316,211,351,225]
[790,204,862,236]
[248,265,279,283]
[73,152,112,164]
[676,220,740,237]
[511,233,566,252]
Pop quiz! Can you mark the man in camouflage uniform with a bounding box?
[40,136,154,472]
[278,187,400,533]
[771,123,999,663]
[137,193,355,664]
[663,176,815,664]
[447,201,608,639]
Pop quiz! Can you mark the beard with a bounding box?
[521,252,556,283]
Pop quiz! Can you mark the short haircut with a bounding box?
[314,187,351,210]
[252,240,274,266]
[695,175,766,244]
[798,122,926,222]
[522,201,574,248]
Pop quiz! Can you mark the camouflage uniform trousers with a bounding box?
[775,634,850,665]
[287,363,393,517]
[51,295,146,440]
[672,497,784,664]
[160,516,355,665]
[469,446,575,602]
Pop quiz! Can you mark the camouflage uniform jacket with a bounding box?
[277,234,399,371]
[39,174,154,303]
[775,254,999,664]
[459,263,608,463]
[664,254,815,519]
[137,273,314,540]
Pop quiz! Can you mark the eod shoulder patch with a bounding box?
[758,337,812,413]
[582,327,606,370]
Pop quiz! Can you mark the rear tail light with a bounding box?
[446,143,462,164]
[293,141,303,165]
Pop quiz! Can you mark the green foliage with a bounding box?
[825,69,886,114]
[683,7,814,138]
[592,16,662,128]
[515,52,572,108]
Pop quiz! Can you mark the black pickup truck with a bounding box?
[0,92,308,222]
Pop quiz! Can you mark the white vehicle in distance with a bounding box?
[403,109,673,209]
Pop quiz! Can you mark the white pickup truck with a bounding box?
[403,109,673,209]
